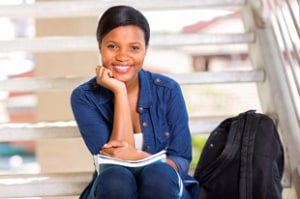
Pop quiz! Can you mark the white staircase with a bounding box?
[0,0,299,198]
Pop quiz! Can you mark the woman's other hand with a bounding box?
[100,140,149,161]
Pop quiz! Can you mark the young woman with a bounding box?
[71,5,199,199]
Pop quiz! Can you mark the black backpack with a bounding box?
[193,110,284,199]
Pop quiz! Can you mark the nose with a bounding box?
[116,48,129,62]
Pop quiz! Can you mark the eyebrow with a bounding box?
[104,40,144,45]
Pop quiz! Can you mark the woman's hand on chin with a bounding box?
[96,65,126,94]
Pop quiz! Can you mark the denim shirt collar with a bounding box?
[138,69,153,111]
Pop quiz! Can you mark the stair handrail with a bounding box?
[267,0,300,124]
[243,0,300,196]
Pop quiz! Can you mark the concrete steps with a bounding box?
[0,172,92,198]
[0,0,245,19]
[0,117,226,142]
[0,70,264,92]
[0,33,254,53]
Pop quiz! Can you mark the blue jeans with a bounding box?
[88,162,193,199]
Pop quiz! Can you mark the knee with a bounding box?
[94,166,137,198]
[142,162,177,178]
[140,162,180,189]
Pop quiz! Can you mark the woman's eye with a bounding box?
[131,46,139,50]
[107,44,117,49]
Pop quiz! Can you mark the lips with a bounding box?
[112,65,132,73]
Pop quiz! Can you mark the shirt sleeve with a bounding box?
[165,82,192,178]
[70,86,112,155]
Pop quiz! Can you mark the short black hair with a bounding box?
[96,5,150,45]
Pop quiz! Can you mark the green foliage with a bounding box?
[191,134,209,168]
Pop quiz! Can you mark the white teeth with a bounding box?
[115,66,130,69]
[113,65,131,73]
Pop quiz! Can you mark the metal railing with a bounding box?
[267,0,300,125]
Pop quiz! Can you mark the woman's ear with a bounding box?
[98,42,102,54]
[145,45,149,55]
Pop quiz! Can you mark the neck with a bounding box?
[125,74,140,96]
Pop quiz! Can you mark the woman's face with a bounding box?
[99,25,148,84]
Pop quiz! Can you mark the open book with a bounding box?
[94,150,167,175]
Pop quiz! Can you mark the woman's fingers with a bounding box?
[103,140,126,148]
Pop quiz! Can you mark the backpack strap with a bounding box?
[197,111,247,184]
[239,111,259,199]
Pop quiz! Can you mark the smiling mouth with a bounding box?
[112,65,132,73]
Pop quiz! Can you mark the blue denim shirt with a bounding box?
[71,69,198,196]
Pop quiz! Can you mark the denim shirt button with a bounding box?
[164,132,170,137]
[142,122,148,127]
[155,78,161,83]
[146,145,151,150]
[138,107,144,112]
